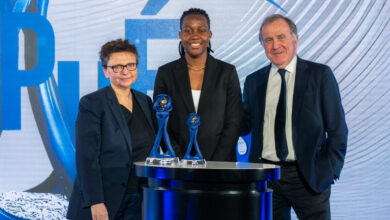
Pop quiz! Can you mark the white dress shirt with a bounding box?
[262,56,297,161]
[192,90,201,113]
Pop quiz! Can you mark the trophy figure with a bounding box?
[181,113,206,167]
[145,94,179,166]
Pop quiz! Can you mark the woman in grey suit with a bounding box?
[67,39,155,220]
[153,8,243,161]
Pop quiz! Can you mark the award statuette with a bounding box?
[181,113,206,166]
[145,94,179,165]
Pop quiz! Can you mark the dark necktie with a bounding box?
[275,69,288,161]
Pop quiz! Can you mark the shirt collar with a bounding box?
[270,56,297,76]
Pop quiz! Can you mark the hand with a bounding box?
[91,203,109,220]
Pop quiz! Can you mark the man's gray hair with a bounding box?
[259,14,297,44]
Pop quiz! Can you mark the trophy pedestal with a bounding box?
[180,159,206,167]
[135,161,280,220]
[144,157,180,166]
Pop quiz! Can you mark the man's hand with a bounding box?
[91,203,109,220]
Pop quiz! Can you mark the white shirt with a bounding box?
[192,90,201,113]
[262,56,297,161]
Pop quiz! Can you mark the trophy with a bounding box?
[181,113,206,167]
[145,94,180,166]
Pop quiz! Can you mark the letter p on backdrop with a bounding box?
[1,12,54,131]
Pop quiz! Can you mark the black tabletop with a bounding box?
[135,161,280,182]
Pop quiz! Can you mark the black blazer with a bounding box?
[67,86,154,219]
[154,55,243,161]
[242,57,348,193]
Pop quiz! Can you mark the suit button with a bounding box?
[121,183,126,188]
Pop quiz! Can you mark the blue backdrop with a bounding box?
[1,0,390,219]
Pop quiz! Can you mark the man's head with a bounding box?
[259,14,298,69]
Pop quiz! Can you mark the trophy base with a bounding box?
[180,159,207,167]
[145,157,180,166]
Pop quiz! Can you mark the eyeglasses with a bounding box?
[105,63,137,73]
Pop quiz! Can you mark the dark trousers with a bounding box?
[268,165,331,220]
[114,193,142,220]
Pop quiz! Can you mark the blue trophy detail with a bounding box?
[181,113,206,166]
[145,94,179,165]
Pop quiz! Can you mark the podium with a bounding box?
[135,161,279,220]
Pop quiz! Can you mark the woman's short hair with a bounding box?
[100,39,139,66]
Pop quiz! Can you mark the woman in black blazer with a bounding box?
[153,8,243,161]
[67,39,155,220]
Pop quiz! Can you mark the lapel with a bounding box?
[292,57,309,126]
[132,89,155,133]
[197,55,216,114]
[173,57,195,113]
[249,66,270,161]
[105,86,132,150]
[258,65,271,121]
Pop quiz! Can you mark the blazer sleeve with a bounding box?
[212,66,244,161]
[75,96,105,207]
[153,68,183,157]
[242,76,252,136]
[321,66,348,179]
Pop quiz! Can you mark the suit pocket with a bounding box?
[314,139,326,158]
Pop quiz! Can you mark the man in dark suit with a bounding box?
[242,14,348,219]
[67,39,155,220]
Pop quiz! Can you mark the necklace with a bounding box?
[187,64,206,71]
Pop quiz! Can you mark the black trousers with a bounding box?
[268,165,331,220]
[114,192,142,220]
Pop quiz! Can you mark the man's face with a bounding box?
[261,18,298,69]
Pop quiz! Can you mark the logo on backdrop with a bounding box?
[0,0,184,196]
[0,0,285,195]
